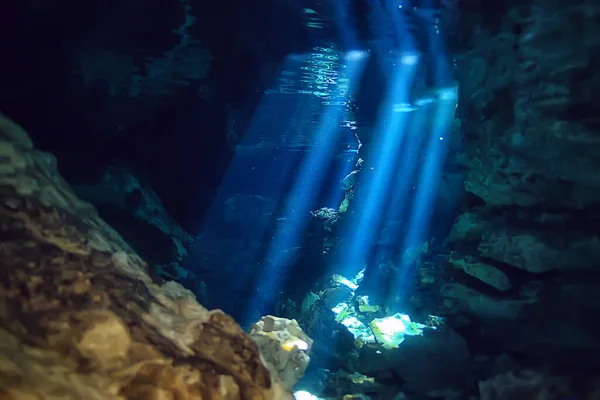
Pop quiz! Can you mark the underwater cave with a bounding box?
[1,0,600,398]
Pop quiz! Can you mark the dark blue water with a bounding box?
[186,0,456,320]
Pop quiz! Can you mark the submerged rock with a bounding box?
[449,253,513,291]
[0,115,292,399]
[478,229,600,273]
[453,0,600,206]
[445,0,600,377]
[73,167,195,277]
[478,371,572,400]
[249,316,313,392]
[385,329,471,395]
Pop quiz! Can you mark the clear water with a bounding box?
[193,0,458,321]
[236,41,361,154]
[234,0,450,155]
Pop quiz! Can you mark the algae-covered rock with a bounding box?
[369,313,425,349]
[357,295,379,313]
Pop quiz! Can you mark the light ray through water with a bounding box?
[393,0,457,299]
[243,52,369,325]
[337,53,420,279]
[394,90,457,298]
[374,105,429,261]
[184,56,320,315]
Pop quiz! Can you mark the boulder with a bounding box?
[0,114,292,399]
[249,316,313,392]
[384,329,471,395]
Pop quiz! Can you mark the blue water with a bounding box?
[186,0,456,321]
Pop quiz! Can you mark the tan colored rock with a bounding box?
[0,115,293,400]
[249,316,312,392]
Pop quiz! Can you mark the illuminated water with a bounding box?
[234,1,450,154]
[191,0,457,322]
[235,41,361,154]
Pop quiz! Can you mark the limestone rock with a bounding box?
[0,114,292,400]
[341,170,359,191]
[449,253,512,291]
[478,229,600,273]
[448,209,600,274]
[440,283,532,320]
[327,370,388,399]
[446,207,492,244]
[73,167,194,271]
[249,316,313,392]
[453,1,600,208]
[383,329,471,395]
[478,371,571,400]
[440,278,600,365]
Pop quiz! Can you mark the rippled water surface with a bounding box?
[236,0,450,154]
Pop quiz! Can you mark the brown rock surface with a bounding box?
[0,114,292,400]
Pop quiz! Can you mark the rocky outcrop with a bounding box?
[2,0,322,243]
[73,167,195,279]
[249,316,313,392]
[478,371,573,400]
[442,0,600,369]
[453,0,600,209]
[0,115,292,399]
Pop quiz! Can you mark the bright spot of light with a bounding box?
[353,267,366,284]
[341,316,362,329]
[339,277,358,290]
[439,137,444,140]
[438,86,458,101]
[294,391,321,400]
[341,316,376,342]
[393,103,416,113]
[371,313,425,348]
[332,274,359,290]
[281,338,309,351]
[331,302,349,315]
[400,53,419,65]
[415,96,435,106]
[346,50,368,60]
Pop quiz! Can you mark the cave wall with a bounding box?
[0,0,314,233]
[442,0,600,369]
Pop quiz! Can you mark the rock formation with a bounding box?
[72,167,195,279]
[249,316,313,392]
[0,114,293,400]
[444,0,600,367]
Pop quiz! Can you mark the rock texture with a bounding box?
[443,0,600,368]
[73,167,195,279]
[453,0,600,209]
[0,114,292,400]
[1,0,326,240]
[249,316,313,392]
